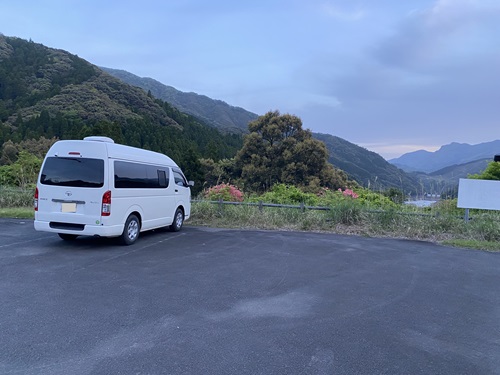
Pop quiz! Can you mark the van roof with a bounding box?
[84,136,115,143]
[106,142,178,167]
[49,138,179,168]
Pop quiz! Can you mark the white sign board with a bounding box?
[457,178,500,210]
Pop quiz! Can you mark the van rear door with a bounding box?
[36,141,108,227]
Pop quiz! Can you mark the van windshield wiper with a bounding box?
[59,157,82,163]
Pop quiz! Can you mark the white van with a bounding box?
[34,136,193,245]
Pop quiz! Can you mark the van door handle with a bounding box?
[175,189,178,193]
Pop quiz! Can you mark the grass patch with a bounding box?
[190,201,327,231]
[0,186,34,208]
[441,239,500,252]
[0,187,35,218]
[0,207,34,219]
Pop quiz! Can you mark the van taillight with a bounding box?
[34,187,38,211]
[102,190,111,216]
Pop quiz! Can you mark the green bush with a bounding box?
[327,199,364,225]
[469,161,500,180]
[250,184,320,206]
[355,188,397,208]
[0,151,42,188]
[467,215,500,242]
[0,186,34,208]
[431,198,461,215]
[371,207,399,230]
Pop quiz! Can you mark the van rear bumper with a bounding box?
[34,220,124,238]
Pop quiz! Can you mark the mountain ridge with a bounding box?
[389,140,500,173]
[0,35,178,129]
[313,133,419,194]
[101,67,257,133]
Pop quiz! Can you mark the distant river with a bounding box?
[404,200,438,207]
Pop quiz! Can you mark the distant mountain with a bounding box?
[428,158,491,178]
[389,140,500,173]
[101,67,258,134]
[313,133,419,194]
[409,158,492,197]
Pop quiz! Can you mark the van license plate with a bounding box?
[61,203,77,213]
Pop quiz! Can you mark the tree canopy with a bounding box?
[234,111,350,191]
[469,161,500,180]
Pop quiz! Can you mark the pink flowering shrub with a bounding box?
[205,183,244,202]
[338,188,359,199]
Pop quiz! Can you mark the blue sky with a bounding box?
[1,0,499,159]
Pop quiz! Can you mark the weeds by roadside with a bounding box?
[0,207,34,219]
[0,187,34,209]
[2,186,499,251]
[442,239,500,252]
[190,200,500,249]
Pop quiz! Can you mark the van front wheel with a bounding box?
[121,214,140,245]
[170,208,184,232]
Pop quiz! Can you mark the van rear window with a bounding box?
[40,157,104,188]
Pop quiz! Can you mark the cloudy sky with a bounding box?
[1,0,499,159]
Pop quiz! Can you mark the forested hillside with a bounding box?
[102,67,257,133]
[314,133,419,195]
[0,35,242,189]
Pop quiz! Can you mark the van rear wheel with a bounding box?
[58,233,78,241]
[120,214,140,245]
[170,208,184,232]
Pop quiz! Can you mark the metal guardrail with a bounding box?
[191,199,438,217]
[191,199,329,212]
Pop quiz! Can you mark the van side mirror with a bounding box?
[188,181,195,187]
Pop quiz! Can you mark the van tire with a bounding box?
[120,214,140,245]
[170,208,184,232]
[58,233,78,241]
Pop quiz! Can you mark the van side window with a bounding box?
[173,169,187,187]
[158,170,168,188]
[114,161,169,189]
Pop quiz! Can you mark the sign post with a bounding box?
[457,178,500,222]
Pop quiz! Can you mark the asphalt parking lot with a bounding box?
[0,218,499,375]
